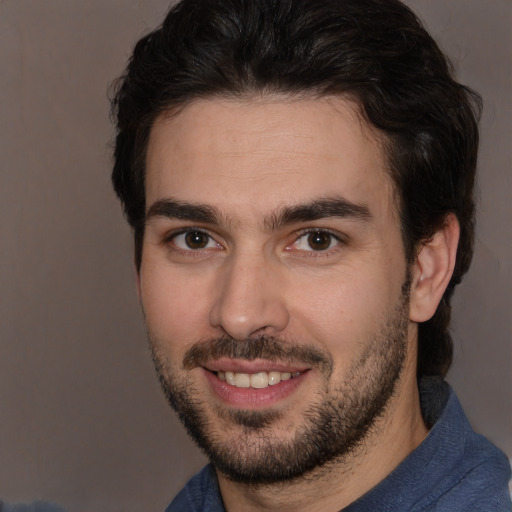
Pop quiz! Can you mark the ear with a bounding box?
[409,214,460,323]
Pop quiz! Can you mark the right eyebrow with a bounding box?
[145,198,219,225]
[266,197,372,231]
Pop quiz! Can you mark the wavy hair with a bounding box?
[111,0,481,378]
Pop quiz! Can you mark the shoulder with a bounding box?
[430,445,511,511]
[418,379,511,511]
[346,379,511,512]
[165,464,225,512]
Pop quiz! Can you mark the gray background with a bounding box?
[0,1,510,510]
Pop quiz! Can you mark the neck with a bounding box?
[217,351,428,512]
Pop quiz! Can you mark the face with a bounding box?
[140,96,414,483]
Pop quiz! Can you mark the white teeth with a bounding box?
[250,372,269,389]
[217,370,301,389]
[234,373,250,388]
[268,371,281,386]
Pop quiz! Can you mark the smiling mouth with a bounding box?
[216,370,303,389]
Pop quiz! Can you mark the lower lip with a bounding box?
[202,369,308,409]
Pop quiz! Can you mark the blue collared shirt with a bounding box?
[166,378,511,511]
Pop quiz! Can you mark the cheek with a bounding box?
[139,263,213,346]
[289,269,399,359]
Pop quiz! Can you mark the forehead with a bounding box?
[145,95,395,221]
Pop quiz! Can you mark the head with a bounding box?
[111,0,480,486]
[111,0,480,381]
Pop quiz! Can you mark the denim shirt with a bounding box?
[165,378,511,512]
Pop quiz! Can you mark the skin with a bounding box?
[139,96,459,511]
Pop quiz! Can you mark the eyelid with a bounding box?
[164,227,222,251]
[161,225,346,256]
[288,227,345,253]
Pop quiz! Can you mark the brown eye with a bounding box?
[171,230,217,251]
[184,231,210,249]
[292,230,340,252]
[307,231,333,251]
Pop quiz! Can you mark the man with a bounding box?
[111,0,511,510]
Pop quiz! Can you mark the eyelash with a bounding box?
[163,227,345,256]
[164,228,221,255]
[289,228,344,254]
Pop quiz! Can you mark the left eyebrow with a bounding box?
[145,199,219,225]
[265,198,372,231]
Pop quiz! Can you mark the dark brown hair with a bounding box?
[111,0,481,378]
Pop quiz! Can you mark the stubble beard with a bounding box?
[148,285,410,486]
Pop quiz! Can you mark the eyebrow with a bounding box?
[267,198,372,230]
[146,199,219,224]
[145,197,372,230]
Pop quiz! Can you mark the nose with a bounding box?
[209,253,290,340]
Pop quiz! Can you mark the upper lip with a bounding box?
[203,358,310,374]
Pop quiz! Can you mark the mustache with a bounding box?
[182,334,333,375]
